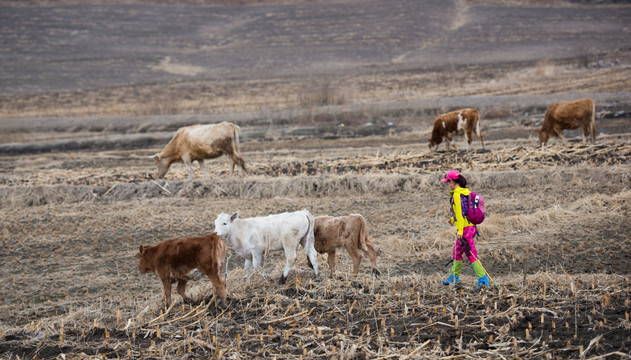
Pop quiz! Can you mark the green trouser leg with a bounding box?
[471,260,485,278]
[451,260,463,277]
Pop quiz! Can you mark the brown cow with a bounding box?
[428,108,484,151]
[151,121,247,180]
[137,233,228,307]
[537,98,595,148]
[313,214,380,277]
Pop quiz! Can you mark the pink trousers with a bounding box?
[452,226,478,263]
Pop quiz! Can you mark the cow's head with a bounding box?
[428,138,439,151]
[536,128,548,146]
[150,153,170,179]
[214,212,239,238]
[137,245,154,273]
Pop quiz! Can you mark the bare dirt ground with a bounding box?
[1,0,631,359]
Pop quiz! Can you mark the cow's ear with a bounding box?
[139,245,145,255]
[230,212,239,222]
[535,128,541,134]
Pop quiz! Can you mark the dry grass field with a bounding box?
[1,0,631,359]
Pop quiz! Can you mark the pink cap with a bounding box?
[440,170,460,183]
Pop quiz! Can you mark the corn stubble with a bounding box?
[1,142,630,358]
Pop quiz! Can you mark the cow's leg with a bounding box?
[475,118,485,149]
[305,243,319,279]
[243,258,253,280]
[465,129,472,151]
[279,247,297,284]
[446,135,457,151]
[206,272,228,307]
[327,250,337,278]
[581,124,590,144]
[176,279,191,304]
[182,155,194,180]
[199,159,209,178]
[159,274,173,307]
[252,250,268,279]
[225,148,247,177]
[344,242,362,276]
[231,151,248,176]
[364,242,381,276]
[554,127,566,145]
[238,157,248,176]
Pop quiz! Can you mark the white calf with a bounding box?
[213,209,319,283]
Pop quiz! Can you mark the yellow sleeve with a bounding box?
[452,193,465,235]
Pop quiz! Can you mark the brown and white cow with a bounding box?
[428,108,484,151]
[537,98,595,148]
[137,233,228,307]
[313,214,380,278]
[151,121,247,180]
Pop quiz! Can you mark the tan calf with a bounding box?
[313,214,380,277]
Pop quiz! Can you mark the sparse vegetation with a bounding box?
[1,138,631,358]
[2,0,631,358]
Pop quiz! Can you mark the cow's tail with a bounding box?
[590,100,596,143]
[356,214,369,252]
[302,213,317,272]
[214,236,227,279]
[232,125,242,156]
[231,124,248,174]
[356,214,380,276]
[475,109,485,149]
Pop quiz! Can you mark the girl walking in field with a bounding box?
[441,170,490,289]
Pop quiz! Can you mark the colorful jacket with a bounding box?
[449,186,474,235]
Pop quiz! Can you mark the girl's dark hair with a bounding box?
[455,175,468,188]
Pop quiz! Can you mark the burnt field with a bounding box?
[1,0,631,359]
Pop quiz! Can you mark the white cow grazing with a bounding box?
[213,209,319,283]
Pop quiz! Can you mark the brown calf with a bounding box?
[537,98,596,148]
[428,108,484,151]
[137,233,227,307]
[313,214,380,277]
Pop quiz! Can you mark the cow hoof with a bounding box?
[372,268,382,277]
[214,298,228,309]
[183,298,195,305]
[279,275,287,284]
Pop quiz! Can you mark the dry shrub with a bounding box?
[298,81,347,107]
[480,190,631,239]
[483,106,512,119]
[0,185,95,208]
[534,60,552,77]
[133,94,182,116]
[465,165,630,192]
[3,164,629,208]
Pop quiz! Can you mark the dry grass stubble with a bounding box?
[1,150,630,357]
